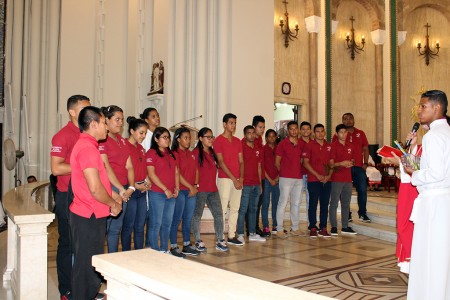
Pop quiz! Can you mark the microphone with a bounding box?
[405,122,420,148]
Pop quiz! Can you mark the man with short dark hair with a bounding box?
[275,121,306,238]
[300,121,312,224]
[237,125,265,243]
[214,113,245,246]
[333,113,371,223]
[302,124,332,238]
[405,90,450,300]
[70,106,122,300]
[50,95,90,300]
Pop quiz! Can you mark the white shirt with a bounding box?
[141,129,153,152]
[411,118,450,192]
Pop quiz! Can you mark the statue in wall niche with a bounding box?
[148,60,164,96]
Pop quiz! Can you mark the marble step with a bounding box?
[349,222,397,243]
[350,203,397,227]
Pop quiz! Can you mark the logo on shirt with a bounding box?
[327,146,331,152]
[347,148,352,154]
[99,145,105,151]
[191,155,196,160]
[147,157,152,163]
[356,133,361,138]
[256,150,260,157]
[51,146,62,153]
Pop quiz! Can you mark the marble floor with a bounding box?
[0,217,407,300]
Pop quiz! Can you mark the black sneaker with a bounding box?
[215,239,229,252]
[330,227,338,236]
[227,236,244,246]
[359,214,371,223]
[170,247,186,258]
[95,293,105,300]
[341,227,357,235]
[182,244,200,256]
[256,227,264,236]
[195,240,207,252]
[348,212,353,222]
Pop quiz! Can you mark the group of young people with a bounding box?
[50,94,369,300]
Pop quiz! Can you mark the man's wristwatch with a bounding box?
[194,184,199,188]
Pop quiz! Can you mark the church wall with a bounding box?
[399,6,450,142]
[332,1,377,144]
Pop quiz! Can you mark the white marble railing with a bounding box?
[2,181,55,300]
[93,249,331,300]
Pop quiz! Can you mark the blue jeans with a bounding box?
[121,189,147,251]
[307,181,331,230]
[237,185,260,235]
[351,166,367,215]
[170,190,197,246]
[262,179,280,228]
[107,185,128,253]
[147,191,176,251]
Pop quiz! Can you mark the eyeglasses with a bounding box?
[203,135,215,140]
[160,136,171,140]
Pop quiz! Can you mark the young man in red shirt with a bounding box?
[69,106,122,300]
[330,124,357,235]
[275,121,306,238]
[214,113,244,246]
[300,121,312,225]
[237,126,266,243]
[252,115,268,236]
[302,124,333,238]
[333,113,371,223]
[50,95,90,300]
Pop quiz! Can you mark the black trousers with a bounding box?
[55,190,72,295]
[70,212,106,300]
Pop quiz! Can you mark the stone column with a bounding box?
[371,29,386,146]
[305,16,321,125]
[397,31,407,137]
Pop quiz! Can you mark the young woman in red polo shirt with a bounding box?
[191,127,229,252]
[140,107,160,152]
[121,117,150,251]
[169,127,200,257]
[146,127,179,253]
[99,105,135,253]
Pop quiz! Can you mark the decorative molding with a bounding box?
[143,94,164,112]
[331,20,338,35]
[397,31,407,46]
[371,29,386,45]
[304,15,321,33]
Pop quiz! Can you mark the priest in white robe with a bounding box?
[405,90,450,300]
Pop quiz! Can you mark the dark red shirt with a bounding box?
[50,121,80,192]
[263,144,278,180]
[241,139,262,186]
[146,149,177,193]
[126,139,147,182]
[193,148,218,193]
[332,127,368,167]
[255,135,265,179]
[330,140,354,182]
[174,148,197,190]
[302,140,332,182]
[99,133,131,185]
[213,134,243,179]
[275,138,305,179]
[70,133,111,218]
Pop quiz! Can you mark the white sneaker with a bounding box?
[249,233,266,242]
[237,235,246,244]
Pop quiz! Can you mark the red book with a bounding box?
[377,145,403,158]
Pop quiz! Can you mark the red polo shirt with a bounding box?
[69,133,111,218]
[302,140,332,182]
[241,139,262,186]
[146,149,177,193]
[330,141,354,182]
[275,137,305,179]
[193,148,218,193]
[301,139,311,176]
[50,121,80,192]
[255,135,265,179]
[174,148,197,190]
[126,139,147,182]
[99,133,131,185]
[213,134,243,179]
[332,127,368,167]
[263,144,278,180]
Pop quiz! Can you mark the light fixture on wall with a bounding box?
[417,23,440,66]
[345,16,365,60]
[279,0,299,48]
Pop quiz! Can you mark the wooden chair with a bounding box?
[380,164,399,192]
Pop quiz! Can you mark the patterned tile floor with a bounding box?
[1,218,407,299]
